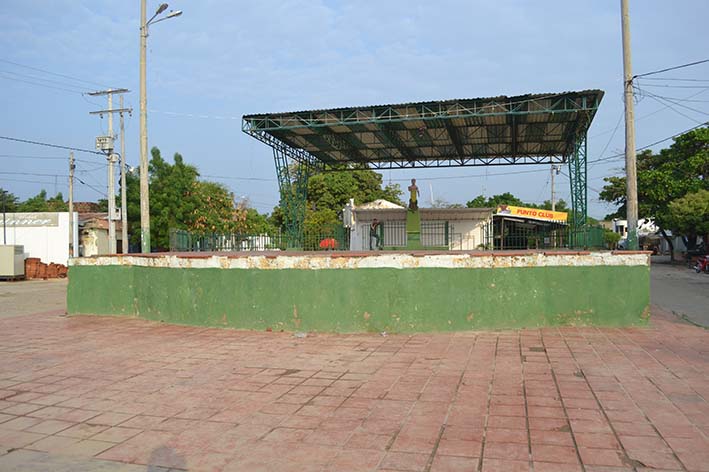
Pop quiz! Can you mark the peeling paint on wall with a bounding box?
[70,251,650,270]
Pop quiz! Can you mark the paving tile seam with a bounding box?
[422,334,476,472]
[603,326,709,426]
[614,326,709,407]
[519,331,536,472]
[476,336,499,472]
[595,330,695,471]
[561,330,686,472]
[545,331,601,472]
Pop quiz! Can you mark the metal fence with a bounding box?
[169,226,350,252]
[170,222,605,253]
[361,221,450,249]
[491,219,605,250]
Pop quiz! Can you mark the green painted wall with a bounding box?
[67,264,650,332]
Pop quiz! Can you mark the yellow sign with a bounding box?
[496,205,568,222]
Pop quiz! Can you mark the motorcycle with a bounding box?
[694,255,709,274]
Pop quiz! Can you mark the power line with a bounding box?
[637,89,708,124]
[0,154,96,164]
[0,177,61,186]
[0,73,85,95]
[0,135,104,156]
[589,112,624,171]
[75,177,107,197]
[587,122,708,165]
[0,69,88,91]
[635,84,709,90]
[0,58,114,89]
[643,90,709,118]
[0,171,68,178]
[201,174,274,182]
[641,77,709,82]
[633,58,709,79]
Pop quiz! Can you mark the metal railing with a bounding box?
[170,222,606,253]
[490,220,606,250]
[169,226,350,252]
[361,221,450,249]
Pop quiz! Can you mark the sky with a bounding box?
[1,0,707,219]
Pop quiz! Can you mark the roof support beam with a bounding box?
[444,121,465,159]
[376,124,415,161]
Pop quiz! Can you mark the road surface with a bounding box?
[651,256,709,327]
[0,279,67,318]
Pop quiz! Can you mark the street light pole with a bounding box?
[139,2,182,254]
[621,0,639,250]
[139,0,150,253]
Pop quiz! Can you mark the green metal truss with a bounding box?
[263,131,321,247]
[568,134,588,244]
[243,91,603,248]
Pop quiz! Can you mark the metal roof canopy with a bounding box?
[242,90,603,248]
[242,90,603,170]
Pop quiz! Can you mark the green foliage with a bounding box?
[307,170,403,211]
[603,229,621,249]
[600,127,708,228]
[466,192,568,212]
[243,208,277,234]
[274,166,403,234]
[148,148,200,248]
[666,189,709,241]
[0,189,19,212]
[123,147,274,250]
[16,189,67,212]
[466,192,525,208]
[189,181,238,234]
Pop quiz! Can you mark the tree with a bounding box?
[0,189,19,212]
[466,192,526,209]
[604,229,621,249]
[665,189,709,248]
[271,167,402,234]
[599,126,708,258]
[16,190,67,212]
[243,207,276,234]
[186,181,236,233]
[148,148,200,249]
[123,147,275,250]
[306,169,403,212]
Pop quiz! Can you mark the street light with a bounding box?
[139,1,182,253]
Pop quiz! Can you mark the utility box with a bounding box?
[0,245,25,278]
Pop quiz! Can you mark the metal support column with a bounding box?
[568,134,588,248]
[273,146,313,248]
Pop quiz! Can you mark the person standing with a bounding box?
[369,219,381,250]
[408,179,420,210]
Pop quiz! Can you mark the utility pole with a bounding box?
[551,164,561,211]
[119,95,128,253]
[139,2,182,254]
[139,0,151,254]
[107,92,116,254]
[68,152,75,257]
[89,88,131,255]
[621,0,639,249]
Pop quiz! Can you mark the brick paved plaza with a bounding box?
[0,309,707,471]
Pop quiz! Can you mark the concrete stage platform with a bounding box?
[67,250,650,332]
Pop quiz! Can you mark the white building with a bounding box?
[1,212,78,265]
[347,200,493,251]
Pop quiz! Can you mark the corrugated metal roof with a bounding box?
[243,90,603,169]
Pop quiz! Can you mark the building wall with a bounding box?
[68,252,651,332]
[352,217,489,250]
[81,228,110,257]
[2,212,78,264]
[449,220,487,250]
